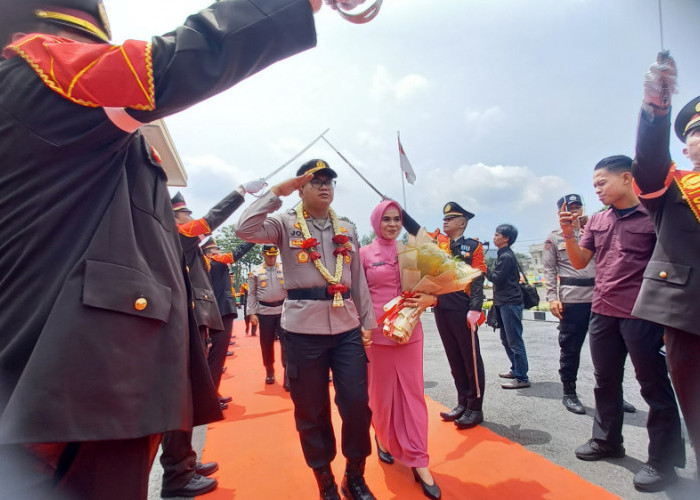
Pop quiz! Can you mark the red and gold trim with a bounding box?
[3,34,155,110]
[177,218,211,238]
[674,169,700,225]
[211,253,234,265]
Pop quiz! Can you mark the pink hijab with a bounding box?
[365,199,403,265]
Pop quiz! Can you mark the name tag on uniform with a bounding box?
[371,261,386,266]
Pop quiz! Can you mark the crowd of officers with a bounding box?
[0,1,698,500]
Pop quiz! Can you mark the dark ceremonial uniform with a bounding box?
[402,204,488,416]
[174,190,250,339]
[165,192,253,493]
[236,161,377,478]
[248,249,288,384]
[204,238,256,390]
[632,98,700,466]
[543,194,596,397]
[0,1,316,497]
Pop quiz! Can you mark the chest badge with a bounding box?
[297,251,309,264]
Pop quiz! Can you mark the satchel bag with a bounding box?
[515,259,540,310]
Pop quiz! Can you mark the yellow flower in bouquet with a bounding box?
[380,229,482,344]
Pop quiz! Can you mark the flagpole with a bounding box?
[398,131,407,210]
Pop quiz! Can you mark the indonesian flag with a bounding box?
[398,136,417,185]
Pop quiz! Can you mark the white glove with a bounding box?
[467,310,481,332]
[643,51,677,108]
[325,0,366,10]
[240,179,267,195]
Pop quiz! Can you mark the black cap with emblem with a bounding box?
[296,159,338,179]
[201,237,219,252]
[556,193,583,210]
[170,191,191,213]
[443,201,474,221]
[1,1,112,45]
[675,95,700,143]
[262,244,279,256]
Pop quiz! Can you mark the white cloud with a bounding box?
[370,66,428,102]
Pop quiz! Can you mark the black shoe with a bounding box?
[340,475,376,500]
[226,351,234,356]
[195,461,219,477]
[265,376,275,384]
[219,395,232,404]
[622,399,636,413]
[161,474,218,498]
[314,465,341,500]
[411,468,441,499]
[575,439,625,461]
[455,409,483,429]
[439,404,466,422]
[375,435,394,464]
[633,463,678,492]
[220,401,229,410]
[562,394,585,414]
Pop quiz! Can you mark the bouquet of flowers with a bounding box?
[379,229,482,344]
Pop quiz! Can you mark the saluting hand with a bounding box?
[271,173,314,197]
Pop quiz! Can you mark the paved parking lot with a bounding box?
[422,312,698,500]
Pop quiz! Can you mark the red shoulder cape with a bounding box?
[3,33,154,110]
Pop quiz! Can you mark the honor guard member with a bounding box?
[544,194,595,414]
[402,202,488,430]
[247,244,288,386]
[202,237,256,398]
[240,283,257,336]
[168,188,262,495]
[0,0,371,497]
[632,52,700,478]
[236,159,377,500]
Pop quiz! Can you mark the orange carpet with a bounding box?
[202,321,618,499]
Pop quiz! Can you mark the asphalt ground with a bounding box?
[421,312,698,500]
[148,308,698,499]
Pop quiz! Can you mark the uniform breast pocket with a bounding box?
[82,260,172,323]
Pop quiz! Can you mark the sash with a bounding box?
[674,169,700,225]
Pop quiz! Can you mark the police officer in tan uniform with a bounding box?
[544,194,595,414]
[236,159,377,500]
[247,244,288,386]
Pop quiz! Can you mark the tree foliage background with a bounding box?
[215,224,263,289]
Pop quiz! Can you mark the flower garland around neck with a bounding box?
[295,204,352,307]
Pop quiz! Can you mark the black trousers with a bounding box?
[558,302,591,388]
[434,307,485,411]
[208,314,235,390]
[0,435,161,500]
[284,328,372,469]
[160,429,196,490]
[665,327,700,466]
[589,313,684,468]
[259,313,282,371]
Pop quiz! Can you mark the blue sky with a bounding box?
[106,0,700,253]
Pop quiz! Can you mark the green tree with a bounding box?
[215,224,263,289]
[360,232,376,247]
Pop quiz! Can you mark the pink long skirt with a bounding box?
[367,338,429,467]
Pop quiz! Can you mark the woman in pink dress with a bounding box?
[360,200,441,500]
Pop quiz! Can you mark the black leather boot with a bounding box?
[313,465,341,500]
[340,458,376,500]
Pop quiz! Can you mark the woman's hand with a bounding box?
[361,328,372,348]
[404,292,436,309]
